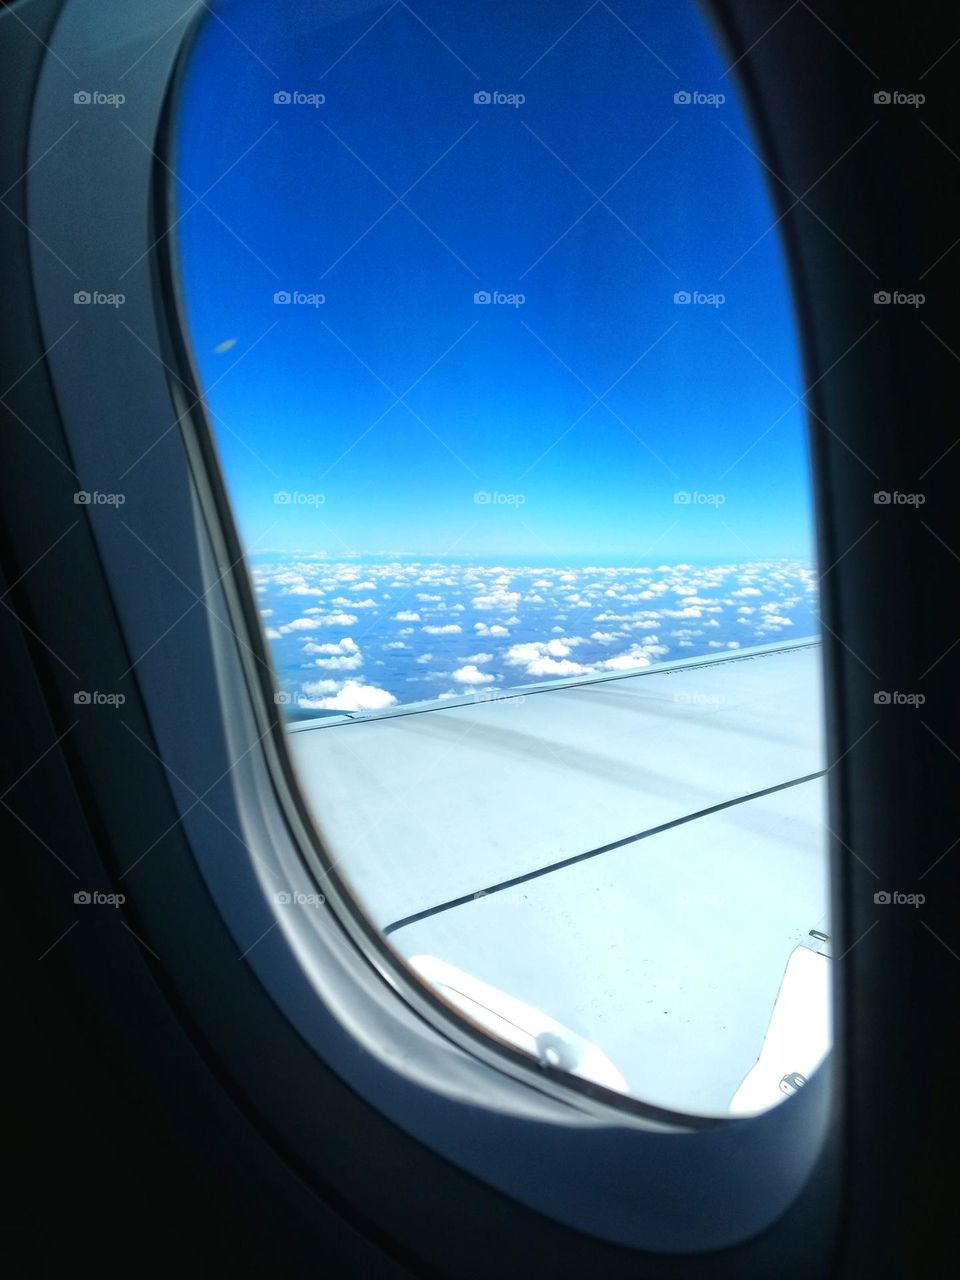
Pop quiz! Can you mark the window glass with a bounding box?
[173,0,828,1116]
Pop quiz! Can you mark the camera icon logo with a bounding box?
[74,690,92,704]
[874,290,891,304]
[275,891,292,904]
[74,291,91,305]
[274,691,292,704]
[274,91,292,104]
[874,690,892,705]
[273,290,291,304]
[874,91,891,105]
[73,91,91,105]
[74,890,92,904]
[874,890,892,904]
[673,290,691,304]
[873,491,891,504]
[473,290,491,304]
[74,490,91,505]
[273,491,292,504]
[473,490,492,504]
[674,90,692,105]
[673,491,692,504]
[474,91,492,105]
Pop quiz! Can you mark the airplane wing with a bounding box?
[287,637,829,1116]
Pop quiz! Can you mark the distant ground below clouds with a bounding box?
[252,557,819,715]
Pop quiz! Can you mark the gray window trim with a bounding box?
[24,0,833,1252]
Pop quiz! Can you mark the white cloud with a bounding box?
[306,636,363,670]
[303,612,356,628]
[525,657,592,677]
[394,610,421,622]
[505,642,544,666]
[278,616,323,633]
[302,678,341,696]
[422,623,462,635]
[545,637,573,657]
[307,637,358,656]
[472,590,521,610]
[313,654,363,671]
[599,643,669,672]
[756,614,793,630]
[452,664,495,685]
[315,681,397,712]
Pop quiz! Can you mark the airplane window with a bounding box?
[171,0,829,1117]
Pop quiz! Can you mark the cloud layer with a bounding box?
[253,557,819,716]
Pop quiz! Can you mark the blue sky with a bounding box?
[173,0,815,564]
